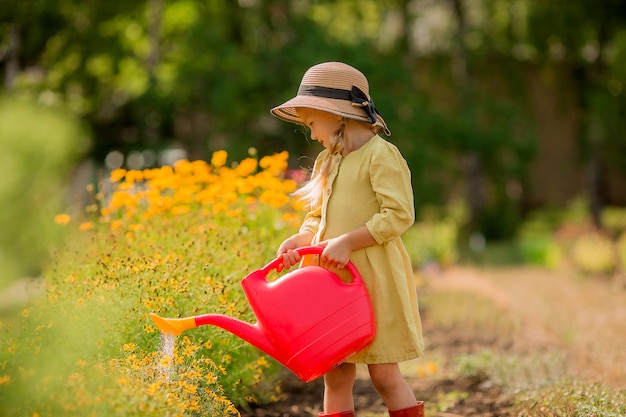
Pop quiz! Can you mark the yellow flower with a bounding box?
[282,179,298,193]
[180,381,198,394]
[212,202,229,214]
[110,168,127,183]
[109,191,132,210]
[129,223,145,232]
[191,159,210,176]
[158,356,173,368]
[427,361,438,375]
[205,372,217,384]
[67,373,83,384]
[260,151,289,175]
[110,219,123,231]
[226,208,242,218]
[259,190,289,208]
[211,150,228,168]
[173,159,194,176]
[237,178,256,195]
[79,221,94,231]
[125,169,144,184]
[171,205,191,216]
[235,158,257,177]
[122,343,137,352]
[0,375,10,385]
[54,214,71,225]
[259,155,272,170]
[281,212,302,228]
[146,382,160,397]
[182,344,198,357]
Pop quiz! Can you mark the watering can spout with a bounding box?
[148,313,196,336]
[148,312,277,357]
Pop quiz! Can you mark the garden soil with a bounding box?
[238,266,626,417]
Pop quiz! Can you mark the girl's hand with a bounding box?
[318,226,377,269]
[318,236,352,269]
[276,232,314,271]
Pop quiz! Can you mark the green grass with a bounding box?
[515,381,626,417]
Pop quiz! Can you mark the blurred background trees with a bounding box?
[2,0,626,242]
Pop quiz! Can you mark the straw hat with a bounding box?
[271,62,391,136]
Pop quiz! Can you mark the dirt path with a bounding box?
[432,266,626,388]
[240,266,626,416]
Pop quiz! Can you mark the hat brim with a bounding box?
[271,96,370,124]
[271,95,390,135]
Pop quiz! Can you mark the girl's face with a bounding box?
[296,107,342,149]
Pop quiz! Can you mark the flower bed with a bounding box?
[0,150,303,416]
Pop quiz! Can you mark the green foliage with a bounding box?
[455,350,568,391]
[403,201,468,269]
[0,96,86,288]
[571,233,617,276]
[403,221,459,269]
[515,380,626,417]
[518,216,562,268]
[603,206,626,236]
[518,235,561,268]
[434,390,469,414]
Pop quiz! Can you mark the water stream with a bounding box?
[157,332,177,381]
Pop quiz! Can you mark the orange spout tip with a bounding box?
[148,313,197,336]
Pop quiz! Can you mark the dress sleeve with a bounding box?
[365,142,415,244]
[299,206,321,235]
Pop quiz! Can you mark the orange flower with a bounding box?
[79,221,94,231]
[110,168,127,183]
[211,150,228,168]
[54,214,71,225]
[125,169,144,184]
[235,158,258,177]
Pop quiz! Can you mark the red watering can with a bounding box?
[149,246,376,382]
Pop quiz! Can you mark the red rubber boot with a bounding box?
[318,411,355,417]
[389,401,425,417]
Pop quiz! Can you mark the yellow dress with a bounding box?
[299,135,424,363]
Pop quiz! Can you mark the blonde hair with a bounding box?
[294,122,346,209]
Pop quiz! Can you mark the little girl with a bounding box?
[271,62,425,417]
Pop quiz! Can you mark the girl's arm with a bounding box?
[318,226,377,269]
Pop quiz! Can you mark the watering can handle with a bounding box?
[262,245,363,284]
